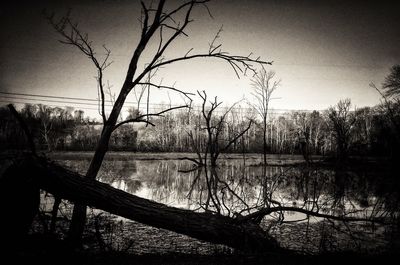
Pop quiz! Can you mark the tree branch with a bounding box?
[150,52,273,79]
[45,11,111,123]
[221,119,253,152]
[113,105,188,131]
[238,206,389,225]
[137,82,194,102]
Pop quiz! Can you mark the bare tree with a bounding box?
[250,69,280,166]
[181,91,253,169]
[46,0,272,245]
[370,65,400,136]
[198,91,253,167]
[178,91,255,215]
[327,99,355,162]
[292,112,312,163]
[381,64,400,99]
[37,104,53,151]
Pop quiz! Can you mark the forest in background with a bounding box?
[1,96,399,159]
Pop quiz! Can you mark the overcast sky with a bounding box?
[1,0,399,118]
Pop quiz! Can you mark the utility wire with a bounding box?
[0,91,317,113]
[0,100,305,118]
[0,95,116,107]
[0,100,103,112]
[0,91,134,104]
[0,91,187,108]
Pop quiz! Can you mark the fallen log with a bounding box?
[4,156,282,253]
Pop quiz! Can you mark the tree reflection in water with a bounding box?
[59,157,399,252]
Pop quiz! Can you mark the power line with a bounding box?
[0,95,116,107]
[0,91,129,104]
[0,99,170,112]
[0,99,310,119]
[0,98,187,113]
[0,99,179,112]
[1,91,317,112]
[0,100,102,112]
[0,91,185,107]
[0,91,322,117]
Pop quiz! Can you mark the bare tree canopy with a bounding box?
[250,69,280,165]
[382,64,400,98]
[327,99,355,161]
[44,0,273,246]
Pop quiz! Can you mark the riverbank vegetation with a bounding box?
[1,96,399,160]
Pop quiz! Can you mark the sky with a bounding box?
[1,0,399,119]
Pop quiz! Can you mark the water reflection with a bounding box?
[60,158,398,222]
[56,156,399,253]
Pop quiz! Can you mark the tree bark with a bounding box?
[263,117,267,166]
[9,156,282,253]
[68,86,131,244]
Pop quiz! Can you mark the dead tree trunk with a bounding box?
[5,156,282,253]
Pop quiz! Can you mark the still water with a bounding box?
[54,153,398,253]
[59,156,388,216]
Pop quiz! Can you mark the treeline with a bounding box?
[137,100,400,159]
[0,104,136,151]
[1,99,399,158]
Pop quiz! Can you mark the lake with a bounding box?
[46,152,398,254]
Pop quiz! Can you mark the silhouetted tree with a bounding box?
[382,64,400,99]
[327,99,355,162]
[250,69,280,165]
[46,0,272,245]
[198,91,253,167]
[371,65,400,158]
[292,112,312,163]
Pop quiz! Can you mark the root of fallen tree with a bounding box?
[0,155,283,254]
